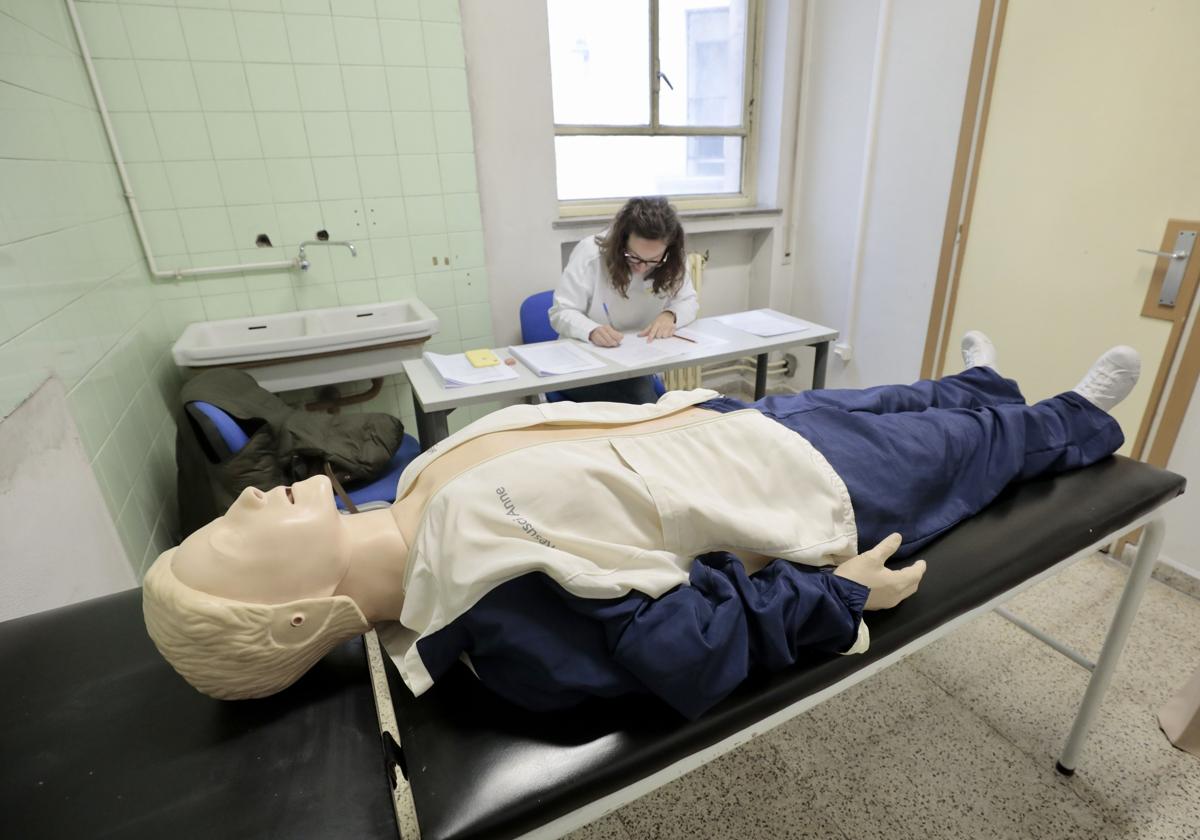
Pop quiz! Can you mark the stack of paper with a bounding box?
[714,309,812,337]
[508,341,605,376]
[423,351,519,388]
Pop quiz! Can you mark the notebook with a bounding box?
[422,351,519,388]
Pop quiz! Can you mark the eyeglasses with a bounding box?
[624,250,667,269]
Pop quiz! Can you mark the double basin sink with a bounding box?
[172,298,440,392]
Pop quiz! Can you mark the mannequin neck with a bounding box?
[334,508,409,622]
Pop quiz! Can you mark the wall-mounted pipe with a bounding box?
[833,0,893,363]
[65,0,299,281]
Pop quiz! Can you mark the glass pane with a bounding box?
[657,0,748,128]
[548,0,650,126]
[555,135,743,200]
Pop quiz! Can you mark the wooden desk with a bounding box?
[402,311,838,449]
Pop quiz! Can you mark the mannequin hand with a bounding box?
[589,325,624,347]
[639,311,677,342]
[833,533,926,610]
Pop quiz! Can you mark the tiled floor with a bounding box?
[566,555,1200,840]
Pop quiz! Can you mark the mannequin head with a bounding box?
[142,476,372,700]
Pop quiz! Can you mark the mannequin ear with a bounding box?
[267,597,362,648]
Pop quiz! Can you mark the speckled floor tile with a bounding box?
[563,812,633,840]
[905,601,1197,817]
[1094,775,1200,840]
[768,661,954,766]
[794,687,1107,840]
[612,734,848,839]
[1147,560,1200,602]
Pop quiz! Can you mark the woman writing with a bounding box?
[549,196,699,403]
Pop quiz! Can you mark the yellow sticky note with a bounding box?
[465,348,501,368]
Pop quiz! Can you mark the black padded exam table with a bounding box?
[0,456,1185,840]
[0,589,399,840]
[381,455,1185,840]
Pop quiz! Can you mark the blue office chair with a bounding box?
[186,400,419,511]
[519,290,665,402]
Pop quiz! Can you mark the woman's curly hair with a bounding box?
[596,196,687,299]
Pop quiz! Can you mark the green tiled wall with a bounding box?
[1,0,495,580]
[76,0,494,436]
[0,1,179,576]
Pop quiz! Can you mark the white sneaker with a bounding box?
[961,330,997,370]
[1073,345,1141,412]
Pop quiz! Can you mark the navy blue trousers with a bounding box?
[558,374,660,405]
[701,366,1125,559]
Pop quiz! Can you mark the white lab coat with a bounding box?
[548,233,700,342]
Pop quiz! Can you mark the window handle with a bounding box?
[658,71,674,91]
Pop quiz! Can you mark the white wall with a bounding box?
[1,379,133,621]
[460,0,562,349]
[790,0,980,388]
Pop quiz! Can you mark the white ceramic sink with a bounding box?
[173,298,439,366]
[172,298,440,392]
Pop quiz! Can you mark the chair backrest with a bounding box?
[187,400,251,457]
[519,290,559,344]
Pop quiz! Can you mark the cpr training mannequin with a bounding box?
[144,333,1141,719]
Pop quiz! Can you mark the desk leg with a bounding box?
[413,398,451,451]
[812,341,830,390]
[754,353,768,400]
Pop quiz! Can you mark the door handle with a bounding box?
[1136,248,1187,260]
[1137,230,1196,307]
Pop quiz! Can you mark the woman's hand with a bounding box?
[833,533,926,610]
[589,325,624,347]
[639,311,677,342]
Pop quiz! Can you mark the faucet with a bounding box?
[297,240,357,271]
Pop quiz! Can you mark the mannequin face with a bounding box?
[171,475,351,606]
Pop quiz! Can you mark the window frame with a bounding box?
[552,0,766,217]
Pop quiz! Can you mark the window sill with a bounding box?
[552,205,783,232]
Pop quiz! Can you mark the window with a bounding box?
[547,0,759,211]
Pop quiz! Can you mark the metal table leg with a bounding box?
[812,341,829,390]
[413,397,451,451]
[754,353,768,400]
[1056,516,1165,774]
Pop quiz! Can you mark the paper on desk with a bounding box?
[585,338,688,368]
[714,309,812,337]
[665,327,728,348]
[508,341,605,376]
[423,351,519,388]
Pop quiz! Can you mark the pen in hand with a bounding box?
[598,302,622,346]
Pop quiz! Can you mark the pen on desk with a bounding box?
[673,333,697,344]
